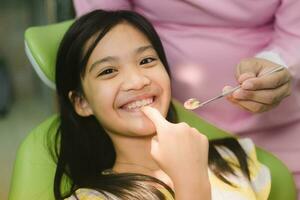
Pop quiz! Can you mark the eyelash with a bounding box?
[140,57,156,65]
[97,57,157,77]
[98,68,117,76]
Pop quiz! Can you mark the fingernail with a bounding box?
[242,81,253,89]
[238,73,255,83]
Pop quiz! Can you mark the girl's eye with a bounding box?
[140,57,156,65]
[98,68,117,76]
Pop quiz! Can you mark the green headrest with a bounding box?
[24,20,74,89]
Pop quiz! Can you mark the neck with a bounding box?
[108,133,174,189]
[109,133,160,173]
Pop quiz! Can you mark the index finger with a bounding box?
[241,68,290,90]
[141,106,170,130]
[236,60,259,82]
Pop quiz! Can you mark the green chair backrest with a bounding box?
[9,20,297,200]
[24,20,74,89]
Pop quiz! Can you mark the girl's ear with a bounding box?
[68,91,93,117]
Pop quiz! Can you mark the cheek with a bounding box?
[86,83,117,122]
[151,65,171,90]
[159,69,172,99]
[164,74,171,96]
[162,76,172,114]
[151,68,172,116]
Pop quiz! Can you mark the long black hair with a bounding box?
[53,9,250,200]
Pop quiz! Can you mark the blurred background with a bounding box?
[0,0,74,199]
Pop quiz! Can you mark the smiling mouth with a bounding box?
[121,97,154,111]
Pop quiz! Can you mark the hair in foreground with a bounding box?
[53,9,250,200]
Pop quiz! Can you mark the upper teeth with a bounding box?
[126,98,153,109]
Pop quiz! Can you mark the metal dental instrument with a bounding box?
[184,65,285,110]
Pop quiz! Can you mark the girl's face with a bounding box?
[73,23,171,137]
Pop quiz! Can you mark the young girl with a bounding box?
[53,10,270,200]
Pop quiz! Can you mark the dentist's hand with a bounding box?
[141,106,211,200]
[224,58,291,113]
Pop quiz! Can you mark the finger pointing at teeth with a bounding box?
[141,106,170,132]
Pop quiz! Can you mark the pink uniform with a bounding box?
[73,0,300,196]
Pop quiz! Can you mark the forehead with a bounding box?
[87,22,151,56]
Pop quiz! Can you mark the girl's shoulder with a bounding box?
[64,188,118,200]
[216,137,271,183]
[65,187,174,200]
[211,138,271,200]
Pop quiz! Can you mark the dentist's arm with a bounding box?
[73,0,133,17]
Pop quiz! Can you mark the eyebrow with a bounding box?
[89,56,118,73]
[89,45,154,73]
[135,45,153,54]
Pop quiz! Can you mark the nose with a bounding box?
[121,68,151,91]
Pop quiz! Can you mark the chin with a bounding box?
[129,120,156,137]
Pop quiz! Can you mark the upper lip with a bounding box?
[118,94,155,108]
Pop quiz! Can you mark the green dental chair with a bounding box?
[9,20,297,200]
